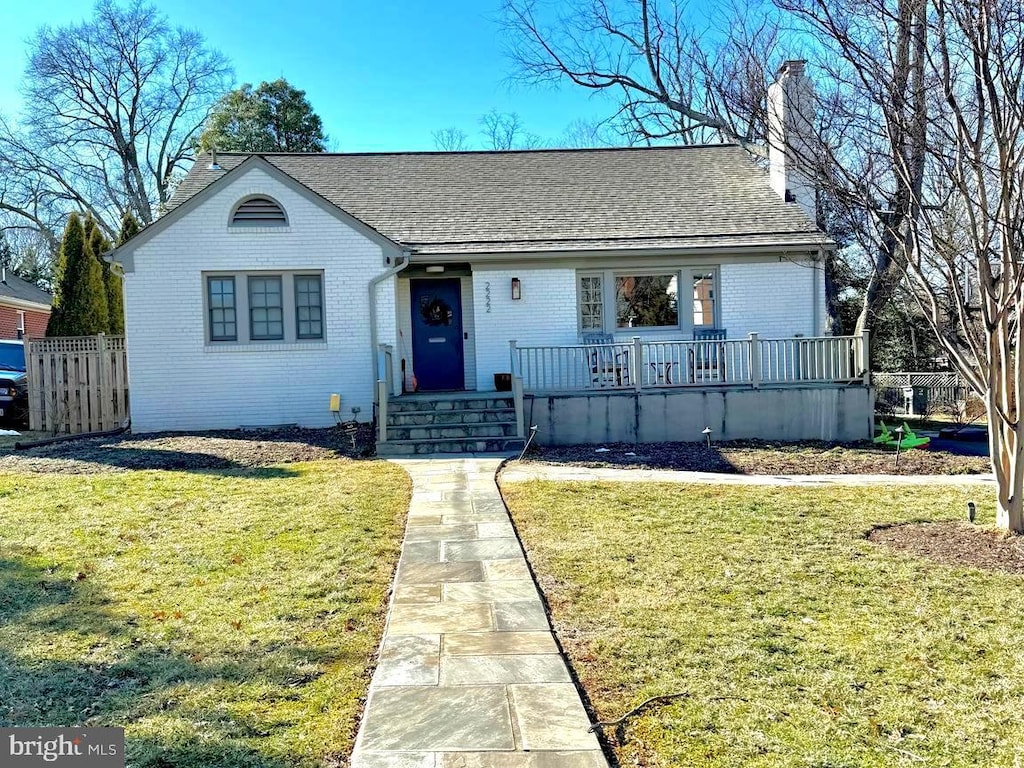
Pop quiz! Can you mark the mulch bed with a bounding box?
[0,425,376,474]
[525,440,990,475]
[868,521,1024,574]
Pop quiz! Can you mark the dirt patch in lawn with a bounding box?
[868,521,1024,574]
[0,425,376,474]
[525,440,989,475]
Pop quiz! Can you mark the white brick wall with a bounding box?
[123,165,393,432]
[472,267,578,390]
[720,258,821,339]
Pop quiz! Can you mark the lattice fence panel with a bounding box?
[873,371,970,415]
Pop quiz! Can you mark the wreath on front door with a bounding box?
[420,296,453,326]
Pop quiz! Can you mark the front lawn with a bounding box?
[500,480,1024,767]
[0,459,410,767]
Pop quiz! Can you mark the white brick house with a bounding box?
[110,63,874,444]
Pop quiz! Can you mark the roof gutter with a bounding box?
[369,253,411,377]
[406,240,837,263]
[0,295,52,313]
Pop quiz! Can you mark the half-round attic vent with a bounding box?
[230,196,288,226]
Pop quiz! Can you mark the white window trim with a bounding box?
[577,267,720,337]
[203,270,325,347]
[16,310,25,336]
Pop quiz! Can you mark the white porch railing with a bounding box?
[511,332,869,393]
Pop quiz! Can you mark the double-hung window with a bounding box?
[579,275,604,331]
[208,277,237,341]
[248,276,284,340]
[295,275,324,340]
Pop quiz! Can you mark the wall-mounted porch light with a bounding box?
[425,265,445,273]
[511,277,522,300]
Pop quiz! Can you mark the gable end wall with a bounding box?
[123,166,392,432]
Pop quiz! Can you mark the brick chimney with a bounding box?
[767,60,817,221]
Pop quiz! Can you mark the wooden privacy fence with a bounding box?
[25,334,129,434]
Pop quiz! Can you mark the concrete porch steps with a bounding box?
[376,436,526,456]
[378,392,526,456]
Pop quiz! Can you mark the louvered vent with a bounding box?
[230,197,287,226]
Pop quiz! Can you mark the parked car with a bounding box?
[0,339,27,429]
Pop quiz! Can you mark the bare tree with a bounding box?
[900,0,1023,530]
[774,0,1024,529]
[0,0,231,240]
[479,110,542,149]
[432,111,544,151]
[432,127,470,151]
[501,0,791,150]
[555,118,629,148]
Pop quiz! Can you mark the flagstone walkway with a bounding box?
[350,457,608,768]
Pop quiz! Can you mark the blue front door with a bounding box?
[410,278,464,391]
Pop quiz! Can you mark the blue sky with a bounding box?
[0,0,617,152]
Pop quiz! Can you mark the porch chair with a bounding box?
[582,333,630,387]
[689,328,727,382]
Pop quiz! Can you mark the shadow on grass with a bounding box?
[12,446,306,476]
[1,425,381,474]
[0,556,343,767]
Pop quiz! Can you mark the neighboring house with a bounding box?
[0,268,51,340]
[110,61,873,448]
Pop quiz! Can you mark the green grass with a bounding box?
[0,460,410,767]
[501,481,1024,768]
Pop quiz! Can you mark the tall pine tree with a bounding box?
[47,214,108,336]
[79,218,110,334]
[45,214,84,336]
[105,212,138,335]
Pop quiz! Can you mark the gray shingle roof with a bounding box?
[169,145,829,254]
[0,270,52,307]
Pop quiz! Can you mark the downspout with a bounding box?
[369,252,411,375]
[812,248,823,335]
